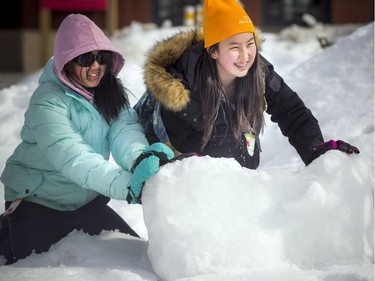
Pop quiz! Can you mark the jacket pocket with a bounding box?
[1,163,43,199]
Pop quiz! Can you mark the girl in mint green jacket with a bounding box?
[0,14,173,264]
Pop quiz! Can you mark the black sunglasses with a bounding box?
[73,51,112,67]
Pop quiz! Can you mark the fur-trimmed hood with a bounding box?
[144,28,263,112]
[144,28,203,112]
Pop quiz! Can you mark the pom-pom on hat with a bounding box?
[203,0,256,48]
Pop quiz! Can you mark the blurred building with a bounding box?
[0,0,373,74]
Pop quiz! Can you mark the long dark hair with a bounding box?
[200,43,266,150]
[65,52,130,124]
[94,70,130,124]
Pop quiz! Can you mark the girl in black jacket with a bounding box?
[135,0,359,169]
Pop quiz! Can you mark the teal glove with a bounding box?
[127,143,174,204]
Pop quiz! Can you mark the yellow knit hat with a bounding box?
[203,0,256,48]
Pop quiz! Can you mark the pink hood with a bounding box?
[53,13,125,100]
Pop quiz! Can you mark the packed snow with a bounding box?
[0,20,373,281]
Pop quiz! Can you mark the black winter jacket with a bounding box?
[141,29,323,169]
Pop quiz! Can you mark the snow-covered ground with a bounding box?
[0,20,374,281]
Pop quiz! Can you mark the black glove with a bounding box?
[307,139,360,165]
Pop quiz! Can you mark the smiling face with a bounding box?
[210,32,257,89]
[69,51,107,89]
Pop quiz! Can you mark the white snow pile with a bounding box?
[143,153,373,281]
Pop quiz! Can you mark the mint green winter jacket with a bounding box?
[1,14,149,211]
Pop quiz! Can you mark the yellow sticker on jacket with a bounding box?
[245,133,255,156]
